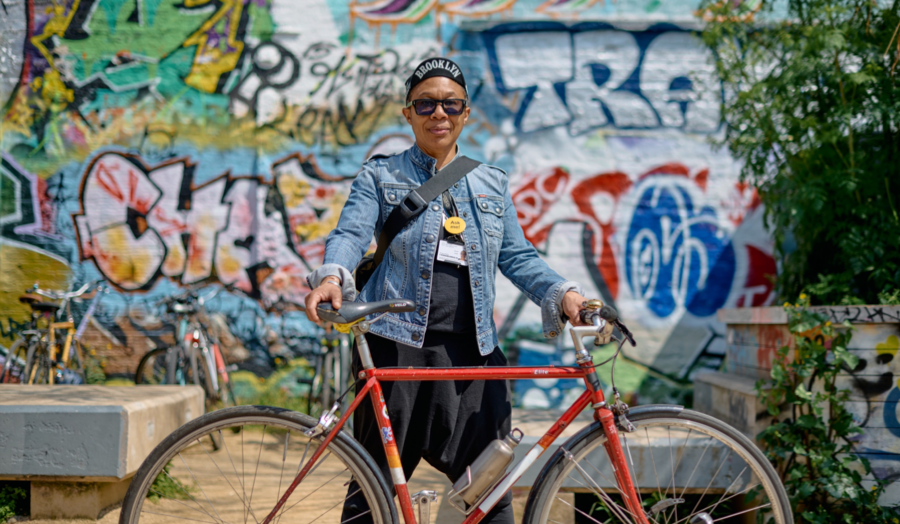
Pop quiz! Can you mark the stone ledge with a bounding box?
[0,385,204,519]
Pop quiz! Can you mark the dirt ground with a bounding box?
[22,409,592,524]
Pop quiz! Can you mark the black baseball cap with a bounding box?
[405,58,467,101]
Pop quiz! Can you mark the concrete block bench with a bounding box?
[0,385,204,519]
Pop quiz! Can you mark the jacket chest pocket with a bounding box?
[381,186,413,224]
[474,195,505,237]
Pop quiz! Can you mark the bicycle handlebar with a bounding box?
[30,280,103,300]
[580,304,636,347]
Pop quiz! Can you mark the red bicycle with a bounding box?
[119,300,791,524]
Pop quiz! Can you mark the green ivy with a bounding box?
[0,483,27,523]
[756,297,900,522]
[700,0,900,305]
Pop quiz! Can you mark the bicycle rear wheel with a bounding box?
[118,405,396,524]
[524,407,792,524]
[25,340,53,385]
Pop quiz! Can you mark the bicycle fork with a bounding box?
[570,323,652,524]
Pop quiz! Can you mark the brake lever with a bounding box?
[614,320,636,347]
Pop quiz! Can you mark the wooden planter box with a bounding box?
[693,305,900,499]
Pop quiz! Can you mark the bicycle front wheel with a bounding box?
[119,405,396,524]
[524,407,792,524]
[1,339,30,383]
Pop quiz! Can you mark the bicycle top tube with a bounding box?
[365,365,587,381]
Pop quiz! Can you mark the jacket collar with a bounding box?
[409,142,459,175]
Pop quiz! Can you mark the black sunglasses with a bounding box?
[407,98,467,116]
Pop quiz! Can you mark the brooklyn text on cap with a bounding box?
[405,57,467,98]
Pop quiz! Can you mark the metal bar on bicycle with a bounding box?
[260,376,378,524]
[368,366,587,381]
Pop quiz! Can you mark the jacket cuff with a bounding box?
[541,280,585,339]
[307,264,358,302]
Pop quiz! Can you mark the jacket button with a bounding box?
[425,234,435,243]
[495,207,502,213]
[418,307,427,316]
[480,342,485,347]
[481,202,488,209]
[388,193,396,201]
[477,316,482,322]
[470,244,477,251]
[412,333,421,341]
[432,204,440,211]
[421,271,429,279]
[462,212,467,218]
[454,183,459,188]
[474,280,479,287]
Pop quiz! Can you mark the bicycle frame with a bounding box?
[261,322,650,524]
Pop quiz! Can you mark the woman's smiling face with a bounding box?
[402,76,470,161]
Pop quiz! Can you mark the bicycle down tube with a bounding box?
[260,365,652,524]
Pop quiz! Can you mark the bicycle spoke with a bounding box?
[280,464,349,515]
[149,488,228,523]
[142,510,223,524]
[676,435,713,503]
[622,435,645,512]
[553,494,610,524]
[245,425,267,521]
[710,501,771,521]
[339,509,372,524]
[563,449,637,523]
[198,435,256,520]
[670,475,757,524]
[688,449,732,517]
[306,487,362,524]
[221,429,251,513]
[177,452,230,524]
[159,461,226,524]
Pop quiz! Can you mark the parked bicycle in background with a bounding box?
[267,298,352,416]
[1,280,106,385]
[134,287,237,417]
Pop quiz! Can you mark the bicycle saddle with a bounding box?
[316,299,416,324]
[19,294,60,312]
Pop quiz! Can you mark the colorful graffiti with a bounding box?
[2,0,775,391]
[72,151,351,302]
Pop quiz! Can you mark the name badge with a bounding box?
[436,240,468,266]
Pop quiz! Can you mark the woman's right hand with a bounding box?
[305,282,343,324]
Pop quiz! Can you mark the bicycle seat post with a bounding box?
[350,323,376,370]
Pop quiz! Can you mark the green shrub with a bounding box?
[701,0,900,304]
[147,462,196,503]
[756,297,900,522]
[0,482,28,523]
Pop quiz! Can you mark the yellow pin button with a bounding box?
[445,217,466,235]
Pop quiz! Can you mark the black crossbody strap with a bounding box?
[373,156,481,265]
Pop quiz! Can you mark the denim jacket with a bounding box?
[307,144,584,355]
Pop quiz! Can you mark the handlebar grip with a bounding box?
[599,305,618,322]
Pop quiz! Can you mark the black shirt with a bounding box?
[427,192,477,333]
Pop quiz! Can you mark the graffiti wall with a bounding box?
[723,306,900,493]
[0,0,775,382]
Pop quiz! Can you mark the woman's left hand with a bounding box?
[562,290,591,326]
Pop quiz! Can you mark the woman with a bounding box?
[305,57,593,524]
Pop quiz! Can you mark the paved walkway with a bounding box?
[24,408,591,524]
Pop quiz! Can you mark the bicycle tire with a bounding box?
[135,347,170,385]
[1,339,29,383]
[523,406,792,524]
[118,405,397,524]
[25,340,52,385]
